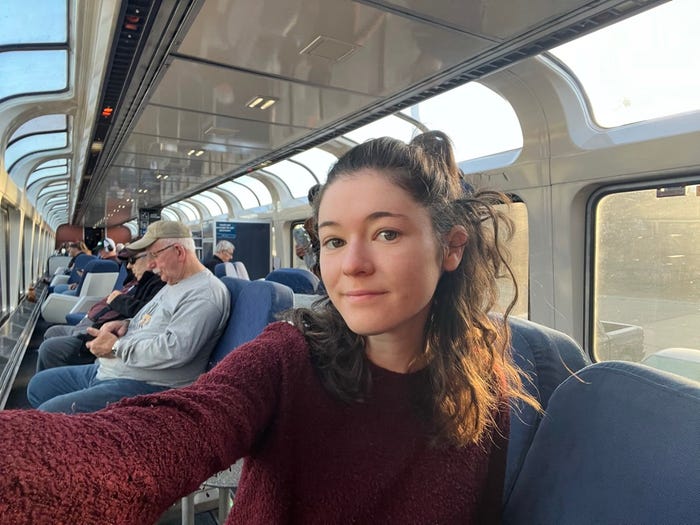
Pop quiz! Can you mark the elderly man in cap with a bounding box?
[27,220,230,414]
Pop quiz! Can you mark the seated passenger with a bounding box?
[27,220,230,414]
[0,132,537,523]
[203,239,235,273]
[36,251,165,371]
[98,237,118,261]
[294,183,322,278]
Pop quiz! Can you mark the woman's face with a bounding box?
[318,169,459,349]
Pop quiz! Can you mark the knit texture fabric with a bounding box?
[0,322,508,524]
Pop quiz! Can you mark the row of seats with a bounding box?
[41,258,125,324]
[503,317,699,523]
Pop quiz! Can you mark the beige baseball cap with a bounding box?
[126,220,192,251]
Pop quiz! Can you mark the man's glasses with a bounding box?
[127,254,148,265]
[147,243,177,260]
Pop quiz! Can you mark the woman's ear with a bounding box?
[443,225,467,272]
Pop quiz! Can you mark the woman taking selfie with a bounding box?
[0,131,536,524]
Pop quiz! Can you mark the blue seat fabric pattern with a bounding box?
[61,259,120,297]
[504,316,590,502]
[265,268,319,294]
[208,277,294,368]
[503,361,700,525]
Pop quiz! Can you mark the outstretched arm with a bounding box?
[0,322,304,525]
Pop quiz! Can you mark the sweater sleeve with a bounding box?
[0,322,306,525]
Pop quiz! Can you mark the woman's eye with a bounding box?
[378,230,399,241]
[323,238,345,250]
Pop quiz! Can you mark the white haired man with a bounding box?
[27,221,231,414]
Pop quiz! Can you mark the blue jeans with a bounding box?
[27,364,169,414]
[36,335,95,372]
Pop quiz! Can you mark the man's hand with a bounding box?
[85,320,129,357]
[106,290,122,303]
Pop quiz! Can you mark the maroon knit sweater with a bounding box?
[0,322,509,524]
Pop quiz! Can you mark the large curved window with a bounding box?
[218,180,261,210]
[263,160,317,199]
[551,0,700,128]
[0,50,68,102]
[343,114,420,145]
[189,193,226,217]
[233,175,272,206]
[5,115,68,179]
[290,148,337,184]
[0,0,67,44]
[401,82,522,162]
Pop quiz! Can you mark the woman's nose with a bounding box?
[341,240,373,275]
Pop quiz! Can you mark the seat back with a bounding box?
[503,361,700,524]
[214,262,235,278]
[207,277,251,366]
[49,254,95,292]
[233,261,249,280]
[208,277,294,369]
[69,259,120,297]
[265,268,319,294]
[505,316,590,500]
[47,255,71,275]
[113,263,128,290]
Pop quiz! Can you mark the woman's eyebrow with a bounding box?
[318,211,408,230]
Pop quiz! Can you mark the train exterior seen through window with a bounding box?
[0,0,698,523]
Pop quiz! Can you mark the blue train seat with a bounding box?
[214,262,250,281]
[505,316,591,500]
[265,268,319,294]
[40,259,120,324]
[181,277,294,524]
[49,253,95,293]
[208,277,294,368]
[503,361,700,524]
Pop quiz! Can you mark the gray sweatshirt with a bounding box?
[97,269,230,387]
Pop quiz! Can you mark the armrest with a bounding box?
[49,274,70,287]
[69,296,104,315]
[40,293,80,324]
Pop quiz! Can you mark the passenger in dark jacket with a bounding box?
[36,253,165,371]
[203,240,235,273]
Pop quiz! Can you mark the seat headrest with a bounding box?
[265,268,319,294]
[503,361,700,524]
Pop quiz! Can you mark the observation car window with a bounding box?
[229,176,271,207]
[592,183,700,382]
[402,82,523,162]
[263,161,317,199]
[343,114,419,145]
[0,0,67,45]
[290,149,337,184]
[217,180,262,210]
[551,0,700,128]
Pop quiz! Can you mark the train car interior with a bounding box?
[1,0,698,523]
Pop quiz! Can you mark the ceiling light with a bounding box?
[187,149,196,156]
[246,96,277,110]
[246,97,264,108]
[194,150,204,157]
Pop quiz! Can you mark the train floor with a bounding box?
[5,320,224,524]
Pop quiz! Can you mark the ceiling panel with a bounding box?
[77,0,663,227]
[176,0,493,96]
[148,58,379,128]
[370,0,592,40]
